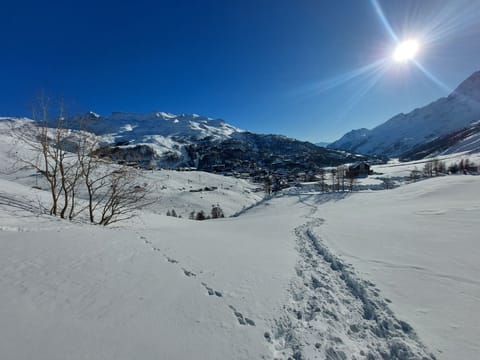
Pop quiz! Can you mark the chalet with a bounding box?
[211,164,226,172]
[346,162,371,178]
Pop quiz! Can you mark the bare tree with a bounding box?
[97,168,147,225]
[330,168,337,192]
[264,176,272,195]
[337,165,346,192]
[317,168,327,192]
[382,177,395,190]
[11,95,148,225]
[345,169,358,191]
[423,160,434,177]
[18,92,74,217]
[409,167,422,182]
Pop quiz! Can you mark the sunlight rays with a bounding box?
[413,60,451,93]
[414,0,480,45]
[291,59,387,98]
[369,0,398,42]
[371,0,480,92]
[334,61,390,122]
[290,0,480,120]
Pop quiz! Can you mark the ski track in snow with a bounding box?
[137,233,257,328]
[268,196,437,360]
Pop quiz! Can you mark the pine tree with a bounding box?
[196,210,206,221]
[211,204,224,219]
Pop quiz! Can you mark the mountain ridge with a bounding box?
[328,70,480,157]
[1,112,367,175]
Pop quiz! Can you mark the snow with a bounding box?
[316,176,480,359]
[442,129,480,154]
[1,118,479,359]
[371,153,480,179]
[0,178,299,360]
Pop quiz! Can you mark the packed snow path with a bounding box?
[268,194,435,360]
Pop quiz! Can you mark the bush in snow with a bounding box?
[196,210,208,221]
[166,209,178,217]
[211,204,224,219]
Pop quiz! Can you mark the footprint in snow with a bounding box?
[201,282,222,297]
[228,305,255,326]
[182,268,197,277]
[165,256,179,264]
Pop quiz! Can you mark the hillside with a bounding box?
[1,123,480,359]
[329,71,480,157]
[400,121,480,161]
[3,112,367,176]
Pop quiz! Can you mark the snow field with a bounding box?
[315,175,480,359]
[1,118,480,359]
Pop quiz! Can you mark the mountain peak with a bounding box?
[452,70,480,101]
[329,70,480,157]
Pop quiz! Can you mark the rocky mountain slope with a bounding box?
[329,70,480,158]
[60,111,367,172]
[399,121,480,161]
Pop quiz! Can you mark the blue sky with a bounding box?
[1,0,480,142]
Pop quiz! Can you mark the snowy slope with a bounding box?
[0,126,435,360]
[2,119,479,359]
[399,121,480,160]
[71,111,241,141]
[329,70,480,157]
[316,176,480,359]
[0,177,437,360]
[0,179,299,360]
[0,118,262,219]
[67,111,242,167]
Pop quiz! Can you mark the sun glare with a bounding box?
[393,39,420,63]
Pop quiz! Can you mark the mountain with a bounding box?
[183,132,365,173]
[399,120,480,161]
[69,111,239,145]
[328,70,480,157]
[39,111,367,173]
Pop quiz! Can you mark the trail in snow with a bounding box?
[137,232,257,328]
[268,194,436,360]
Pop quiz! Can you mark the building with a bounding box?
[346,162,371,178]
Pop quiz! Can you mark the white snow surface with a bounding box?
[89,111,241,154]
[442,128,480,155]
[1,120,480,359]
[317,176,480,359]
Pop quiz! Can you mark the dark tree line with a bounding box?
[410,157,478,182]
[188,204,225,221]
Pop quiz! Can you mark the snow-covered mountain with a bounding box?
[89,111,240,141]
[60,111,366,171]
[66,111,240,161]
[315,141,331,147]
[329,70,480,157]
[400,120,480,161]
[1,111,366,173]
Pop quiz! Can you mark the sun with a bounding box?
[393,39,420,63]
